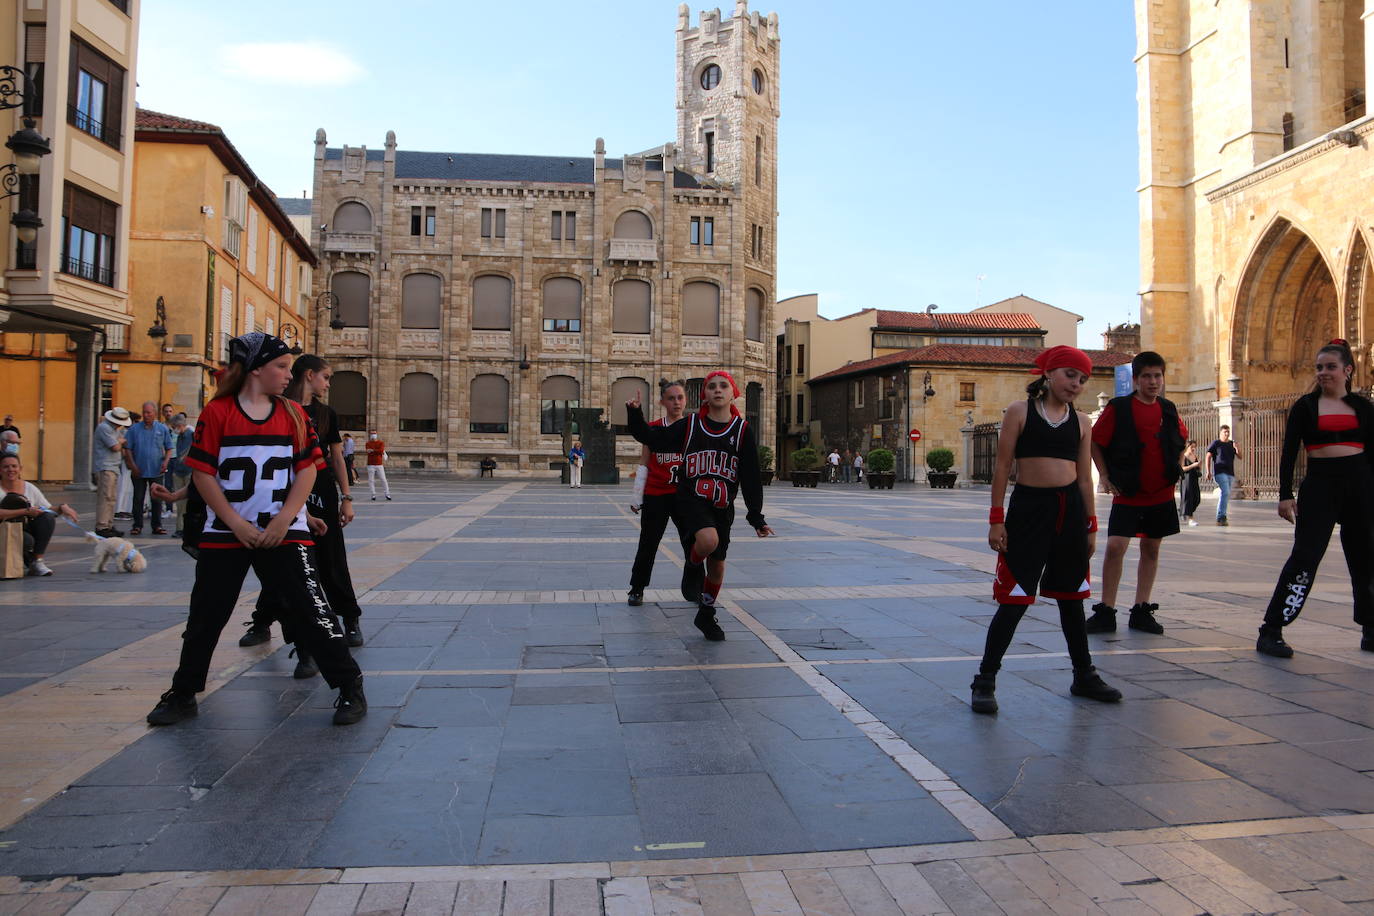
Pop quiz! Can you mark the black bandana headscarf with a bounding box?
[228,332,290,371]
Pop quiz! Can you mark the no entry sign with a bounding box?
[909,428,922,442]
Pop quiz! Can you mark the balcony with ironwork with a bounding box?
[62,256,114,287]
[68,105,121,149]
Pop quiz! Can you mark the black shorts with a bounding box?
[1107,499,1180,539]
[675,492,734,560]
[993,482,1091,605]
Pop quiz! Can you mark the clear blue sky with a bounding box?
[137,0,1140,348]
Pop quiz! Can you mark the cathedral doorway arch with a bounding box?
[1230,218,1337,397]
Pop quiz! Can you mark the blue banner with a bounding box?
[1114,364,1133,396]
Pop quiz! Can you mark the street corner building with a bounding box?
[309,2,781,478]
[1138,0,1374,403]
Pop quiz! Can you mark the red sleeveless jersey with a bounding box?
[644,417,684,496]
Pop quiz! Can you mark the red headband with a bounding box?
[1032,345,1094,378]
[699,370,742,419]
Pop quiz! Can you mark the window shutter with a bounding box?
[681,281,720,336]
[470,374,510,424]
[540,375,579,400]
[612,211,653,239]
[245,301,256,333]
[746,288,763,342]
[105,63,123,145]
[332,202,372,233]
[401,273,442,329]
[542,277,581,321]
[331,271,370,327]
[472,275,512,330]
[246,210,258,273]
[266,230,277,290]
[612,279,651,334]
[399,373,438,420]
[609,378,649,426]
[26,25,46,62]
[330,372,367,417]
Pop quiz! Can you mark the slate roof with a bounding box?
[275,197,312,216]
[874,310,1043,331]
[808,345,1133,383]
[324,147,711,188]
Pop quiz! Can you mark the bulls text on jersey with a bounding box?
[684,449,738,482]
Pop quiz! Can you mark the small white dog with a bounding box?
[86,532,147,574]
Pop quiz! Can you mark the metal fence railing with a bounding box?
[1176,401,1221,493]
[1237,393,1300,498]
[971,422,999,483]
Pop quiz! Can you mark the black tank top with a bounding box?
[1015,398,1080,461]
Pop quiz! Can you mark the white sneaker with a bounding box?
[28,559,53,576]
[1187,518,1198,527]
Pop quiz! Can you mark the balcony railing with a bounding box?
[62,256,115,287]
[68,105,121,148]
[607,238,657,262]
[322,232,377,254]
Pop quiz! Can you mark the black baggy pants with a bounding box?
[1263,455,1374,630]
[630,492,683,591]
[172,543,360,693]
[252,479,361,638]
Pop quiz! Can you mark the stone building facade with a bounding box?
[1137,0,1374,400]
[310,2,778,476]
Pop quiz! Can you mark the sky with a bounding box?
[135,0,1141,348]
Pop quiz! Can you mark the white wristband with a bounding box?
[632,465,648,503]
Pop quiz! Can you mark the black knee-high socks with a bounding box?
[979,600,1092,676]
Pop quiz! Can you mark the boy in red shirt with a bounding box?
[1087,351,1188,635]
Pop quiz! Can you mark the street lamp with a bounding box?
[317,290,345,330]
[280,322,303,355]
[518,345,530,371]
[0,66,53,244]
[147,296,168,339]
[921,371,936,402]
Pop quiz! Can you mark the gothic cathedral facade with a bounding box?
[309,2,779,474]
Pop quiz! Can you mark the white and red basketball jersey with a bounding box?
[184,396,324,548]
[644,417,684,496]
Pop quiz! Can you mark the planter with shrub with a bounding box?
[758,446,774,486]
[926,447,958,488]
[789,447,820,487]
[866,448,896,490]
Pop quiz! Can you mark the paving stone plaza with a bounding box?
[2,479,1373,914]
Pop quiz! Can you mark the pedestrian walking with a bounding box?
[853,451,864,483]
[342,433,357,485]
[1256,339,1374,658]
[144,332,366,727]
[568,440,585,488]
[972,346,1121,713]
[1205,425,1242,525]
[1179,440,1202,526]
[239,354,366,669]
[627,381,687,606]
[123,401,173,536]
[1086,351,1188,636]
[0,453,80,577]
[627,370,774,641]
[364,429,391,500]
[168,414,193,536]
[93,407,132,537]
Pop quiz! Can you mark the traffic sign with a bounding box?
[908,428,922,442]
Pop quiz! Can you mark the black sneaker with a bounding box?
[693,603,725,641]
[94,527,124,538]
[1084,603,1117,633]
[146,689,197,725]
[627,589,644,607]
[970,674,997,714]
[290,647,319,679]
[1363,628,1374,653]
[344,619,364,648]
[238,623,271,647]
[1256,629,1294,658]
[1128,603,1165,635]
[681,560,705,604]
[1070,667,1123,702]
[333,676,367,725]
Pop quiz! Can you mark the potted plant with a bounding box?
[866,448,896,490]
[790,446,820,487]
[926,447,958,488]
[758,445,774,486]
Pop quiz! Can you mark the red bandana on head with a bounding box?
[1031,345,1094,378]
[698,370,743,419]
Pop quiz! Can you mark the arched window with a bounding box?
[540,375,580,435]
[542,277,582,332]
[399,372,439,432]
[332,201,372,233]
[682,281,720,336]
[746,288,764,342]
[612,211,653,239]
[401,273,442,329]
[332,271,371,327]
[746,382,762,432]
[470,374,509,434]
[612,279,651,334]
[609,377,650,429]
[472,275,513,330]
[330,371,367,431]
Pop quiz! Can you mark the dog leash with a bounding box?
[44,509,144,568]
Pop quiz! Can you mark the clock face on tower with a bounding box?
[700,64,721,90]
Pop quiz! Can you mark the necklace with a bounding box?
[1036,398,1071,429]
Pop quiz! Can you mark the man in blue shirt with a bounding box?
[123,401,173,536]
[1205,425,1242,526]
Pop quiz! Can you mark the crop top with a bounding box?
[1014,398,1081,462]
[1307,412,1360,451]
[1278,391,1374,500]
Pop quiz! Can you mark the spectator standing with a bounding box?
[568,440,585,488]
[841,449,853,483]
[342,433,357,485]
[827,448,841,482]
[168,414,194,536]
[123,401,173,536]
[0,414,19,441]
[1205,425,1242,526]
[0,453,79,576]
[1,429,19,457]
[160,403,175,425]
[93,407,132,537]
[853,451,864,483]
[364,429,391,500]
